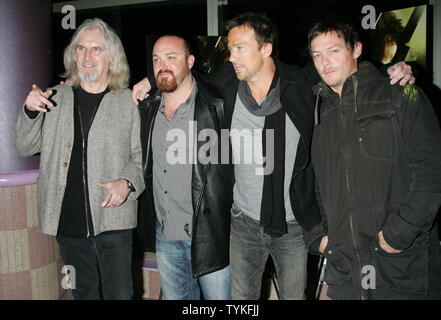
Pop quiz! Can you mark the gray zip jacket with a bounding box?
[13,84,145,236]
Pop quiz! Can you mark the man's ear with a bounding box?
[262,42,273,58]
[187,54,195,69]
[353,42,362,59]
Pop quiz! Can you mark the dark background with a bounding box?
[51,0,431,85]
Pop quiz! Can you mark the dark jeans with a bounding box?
[56,229,133,300]
[230,203,307,300]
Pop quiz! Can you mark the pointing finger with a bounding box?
[36,95,53,108]
[41,89,53,99]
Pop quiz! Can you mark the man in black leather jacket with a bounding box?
[136,35,233,299]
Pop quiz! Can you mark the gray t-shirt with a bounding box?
[230,92,300,222]
[152,82,197,240]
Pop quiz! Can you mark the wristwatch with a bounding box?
[125,180,135,192]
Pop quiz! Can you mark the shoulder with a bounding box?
[386,82,425,106]
[138,88,162,112]
[277,59,308,83]
[106,88,136,107]
[196,79,223,105]
[277,60,302,73]
[391,84,433,117]
[107,88,132,99]
[48,83,71,92]
[399,84,426,104]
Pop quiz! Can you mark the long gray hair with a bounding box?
[62,18,130,91]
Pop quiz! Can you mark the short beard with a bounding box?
[79,70,98,84]
[155,72,178,93]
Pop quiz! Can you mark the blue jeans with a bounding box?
[56,229,133,300]
[155,230,231,300]
[230,203,307,300]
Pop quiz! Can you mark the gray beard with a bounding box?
[79,70,98,84]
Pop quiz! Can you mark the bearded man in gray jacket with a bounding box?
[13,18,144,300]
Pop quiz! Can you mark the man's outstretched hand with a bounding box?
[24,84,54,113]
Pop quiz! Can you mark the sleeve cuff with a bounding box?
[24,105,40,119]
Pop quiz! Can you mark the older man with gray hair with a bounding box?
[13,18,144,300]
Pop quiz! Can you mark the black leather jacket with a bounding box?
[196,61,322,234]
[136,80,233,277]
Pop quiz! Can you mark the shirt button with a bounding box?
[164,191,167,194]
[60,185,65,191]
[67,143,72,148]
[63,162,68,168]
[327,250,333,255]
[164,170,167,173]
[359,138,363,142]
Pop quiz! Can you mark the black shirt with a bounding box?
[57,86,109,238]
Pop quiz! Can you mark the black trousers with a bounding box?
[57,229,133,300]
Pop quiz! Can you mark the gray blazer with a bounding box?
[13,84,145,236]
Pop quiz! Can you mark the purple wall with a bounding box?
[0,0,52,174]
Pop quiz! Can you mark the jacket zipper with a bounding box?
[340,97,365,300]
[78,104,100,239]
[346,171,364,299]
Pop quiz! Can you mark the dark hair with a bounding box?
[307,18,360,54]
[224,12,278,57]
[371,12,403,63]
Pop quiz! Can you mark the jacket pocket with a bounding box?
[370,236,429,292]
[356,111,399,161]
[323,245,353,285]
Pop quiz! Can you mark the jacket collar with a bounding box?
[312,61,383,99]
[311,61,384,125]
[276,59,308,96]
[140,79,222,118]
